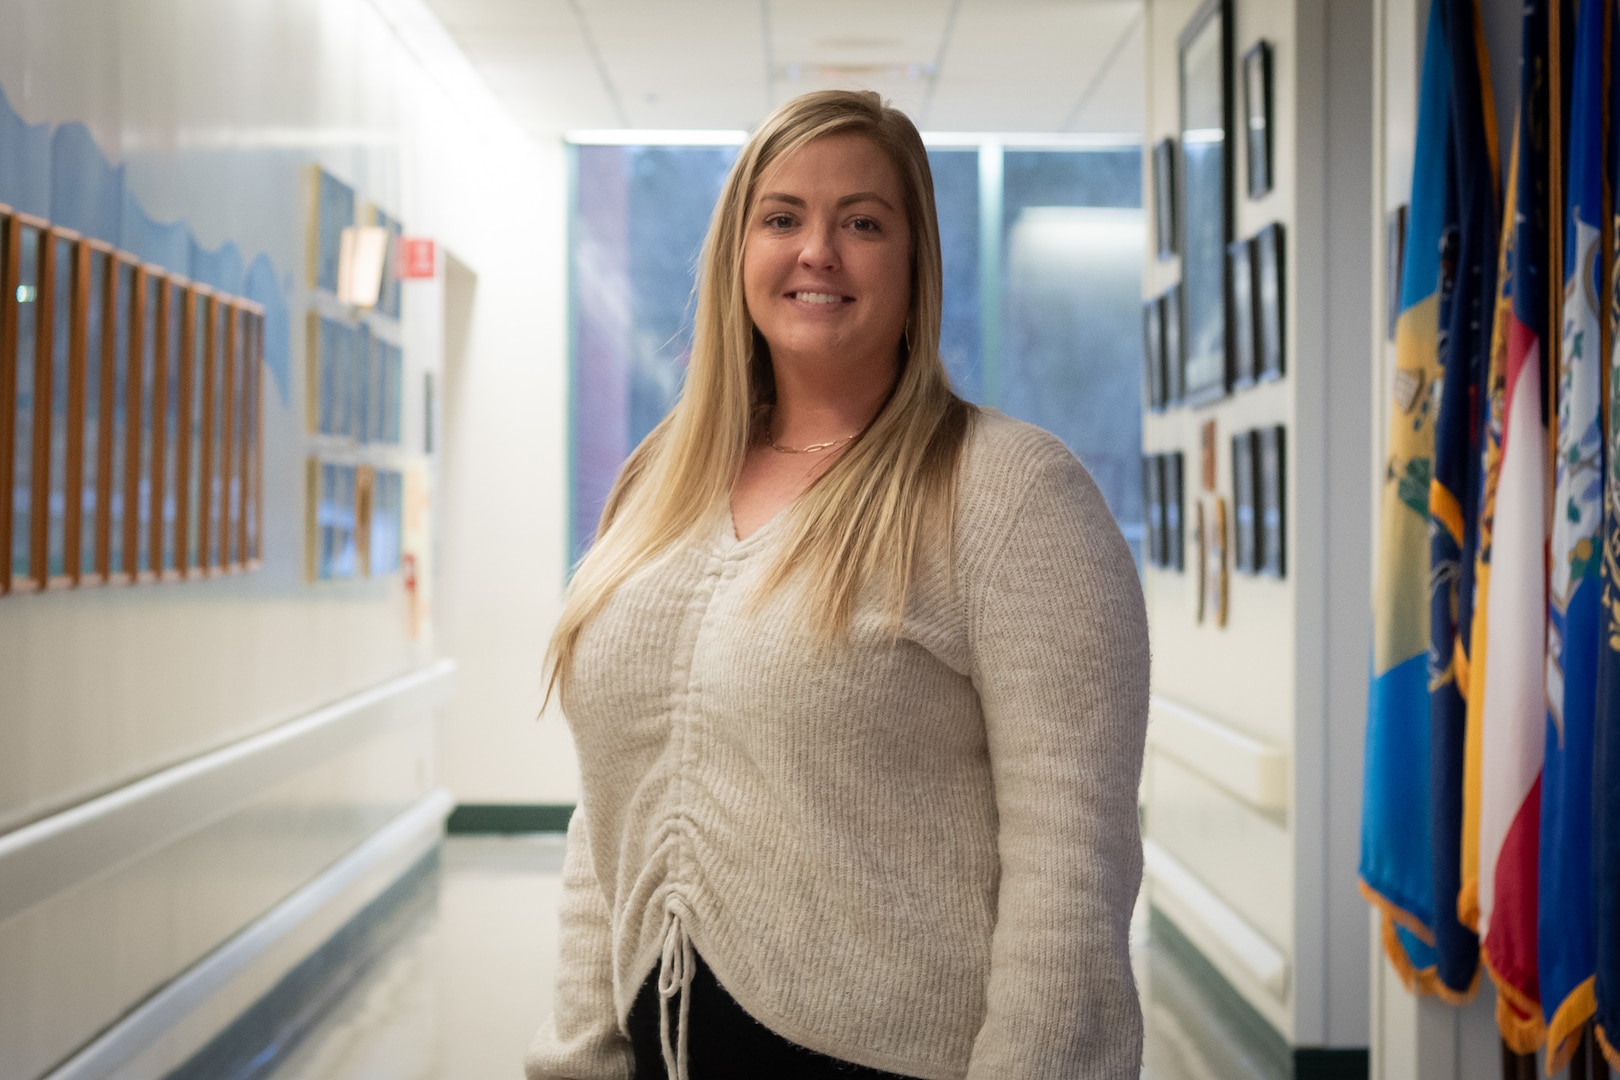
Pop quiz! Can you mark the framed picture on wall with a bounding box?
[1205,496,1229,626]
[1162,283,1185,404]
[1153,138,1178,259]
[1256,221,1286,381]
[1228,236,1257,388]
[1259,424,1286,576]
[1178,0,1233,406]
[1144,297,1166,412]
[1144,453,1166,567]
[1243,41,1274,199]
[1231,429,1258,573]
[1385,205,1407,341]
[1164,451,1185,571]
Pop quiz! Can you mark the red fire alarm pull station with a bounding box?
[398,238,436,279]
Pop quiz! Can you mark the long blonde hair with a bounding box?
[546,89,974,702]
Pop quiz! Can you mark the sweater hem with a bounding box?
[618,930,970,1080]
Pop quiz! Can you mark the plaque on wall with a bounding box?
[1231,429,1259,574]
[1163,283,1186,404]
[1228,235,1257,388]
[1144,297,1166,412]
[1144,453,1166,567]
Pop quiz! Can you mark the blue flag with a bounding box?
[1428,0,1498,1002]
[1364,0,1470,990]
[1596,0,1620,1065]
[1541,0,1608,1069]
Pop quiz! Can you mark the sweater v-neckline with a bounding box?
[721,500,791,553]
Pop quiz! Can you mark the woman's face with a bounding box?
[742,133,912,375]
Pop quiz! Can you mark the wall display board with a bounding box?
[1,204,264,598]
[1163,451,1185,570]
[1142,451,1187,572]
[1231,428,1258,573]
[1144,453,1166,567]
[1202,495,1228,626]
[310,168,356,294]
[302,170,408,585]
[1254,222,1286,380]
[1177,0,1234,406]
[1258,424,1285,577]
[1243,40,1274,199]
[1228,235,1257,388]
[1153,137,1178,259]
[1144,297,1167,411]
[1162,283,1186,403]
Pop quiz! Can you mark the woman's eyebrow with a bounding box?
[757,192,897,212]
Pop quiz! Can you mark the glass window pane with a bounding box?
[188,294,207,569]
[161,283,182,573]
[47,236,73,579]
[109,261,132,576]
[208,300,226,568]
[135,272,158,575]
[12,226,40,582]
[1000,149,1145,566]
[927,149,982,402]
[81,251,106,577]
[355,322,372,445]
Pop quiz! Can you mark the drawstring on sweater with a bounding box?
[657,909,695,1080]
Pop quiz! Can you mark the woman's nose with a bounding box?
[798,221,840,270]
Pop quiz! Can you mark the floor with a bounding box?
[262,834,1263,1080]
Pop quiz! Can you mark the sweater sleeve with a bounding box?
[964,445,1150,1079]
[524,806,635,1080]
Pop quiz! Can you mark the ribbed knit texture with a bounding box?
[525,411,1150,1080]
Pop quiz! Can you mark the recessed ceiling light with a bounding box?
[813,36,903,50]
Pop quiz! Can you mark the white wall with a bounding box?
[1140,0,1374,1049]
[0,0,576,1074]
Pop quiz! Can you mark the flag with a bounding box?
[1428,0,1499,1002]
[1362,1,1462,991]
[1476,0,1560,1054]
[1593,0,1620,1066]
[1540,0,1610,1070]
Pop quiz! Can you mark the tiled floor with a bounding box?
[265,835,1257,1080]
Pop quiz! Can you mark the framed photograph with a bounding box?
[1255,221,1286,381]
[1164,451,1185,571]
[1228,236,1257,388]
[1386,205,1407,341]
[1153,138,1178,259]
[1178,0,1234,406]
[1205,496,1229,626]
[1144,298,1166,411]
[1200,418,1218,491]
[1144,453,1166,567]
[1243,41,1274,199]
[1162,284,1185,404]
[310,167,357,293]
[1231,429,1258,574]
[1194,500,1207,622]
[1259,425,1286,576]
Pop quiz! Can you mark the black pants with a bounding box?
[627,949,921,1079]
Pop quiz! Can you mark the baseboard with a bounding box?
[1149,908,1368,1080]
[447,802,574,833]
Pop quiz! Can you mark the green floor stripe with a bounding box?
[446,804,575,834]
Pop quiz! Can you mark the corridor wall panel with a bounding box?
[0,0,571,1075]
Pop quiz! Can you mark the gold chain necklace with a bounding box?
[768,432,856,454]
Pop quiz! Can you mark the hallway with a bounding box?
[237,834,1281,1080]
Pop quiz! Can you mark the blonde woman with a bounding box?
[526,90,1149,1080]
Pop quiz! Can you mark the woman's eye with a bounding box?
[764,214,795,229]
[850,217,881,233]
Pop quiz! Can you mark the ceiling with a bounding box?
[417,0,1145,138]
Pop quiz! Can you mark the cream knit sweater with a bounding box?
[526,412,1150,1080]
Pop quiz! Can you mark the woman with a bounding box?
[526,90,1149,1080]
